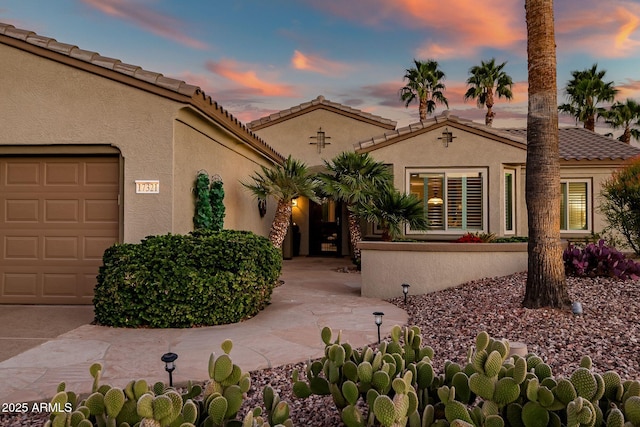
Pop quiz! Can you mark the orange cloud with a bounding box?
[291,50,351,75]
[305,0,523,58]
[617,79,640,99]
[80,0,208,49]
[205,59,297,97]
[556,3,640,58]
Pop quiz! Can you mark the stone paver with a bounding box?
[0,257,407,404]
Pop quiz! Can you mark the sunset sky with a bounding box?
[2,0,640,131]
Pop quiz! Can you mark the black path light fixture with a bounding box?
[401,283,410,305]
[161,352,178,386]
[373,311,384,344]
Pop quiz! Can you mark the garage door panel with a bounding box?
[43,274,78,296]
[85,162,119,186]
[5,199,39,222]
[1,156,119,304]
[44,236,78,260]
[84,236,117,260]
[44,199,79,222]
[2,273,38,296]
[4,162,40,185]
[85,199,118,222]
[45,163,80,185]
[4,236,39,259]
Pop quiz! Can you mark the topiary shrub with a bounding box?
[563,239,640,280]
[94,230,282,328]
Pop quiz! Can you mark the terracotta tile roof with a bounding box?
[355,111,640,161]
[501,127,640,161]
[0,22,284,163]
[247,95,397,130]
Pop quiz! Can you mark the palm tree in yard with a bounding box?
[600,98,640,144]
[319,152,393,262]
[399,59,449,121]
[356,189,428,242]
[523,0,571,309]
[558,64,618,131]
[464,58,514,127]
[242,155,318,249]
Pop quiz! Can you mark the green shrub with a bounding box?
[94,230,282,328]
[600,157,640,255]
[492,236,528,243]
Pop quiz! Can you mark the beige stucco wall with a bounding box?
[254,108,393,255]
[362,125,528,238]
[1,43,274,244]
[359,241,528,299]
[172,108,274,236]
[559,162,620,237]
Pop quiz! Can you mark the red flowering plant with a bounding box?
[454,232,484,243]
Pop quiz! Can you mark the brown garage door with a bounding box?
[0,156,119,304]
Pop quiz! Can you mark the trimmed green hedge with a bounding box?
[93,230,282,328]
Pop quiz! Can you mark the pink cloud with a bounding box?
[80,0,208,49]
[291,50,351,75]
[617,79,640,98]
[556,2,640,58]
[205,59,297,97]
[303,0,524,57]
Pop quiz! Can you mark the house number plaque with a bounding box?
[135,180,160,194]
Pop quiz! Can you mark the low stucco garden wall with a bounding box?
[359,241,528,299]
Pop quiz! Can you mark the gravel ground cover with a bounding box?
[2,272,639,426]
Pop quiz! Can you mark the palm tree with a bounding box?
[242,155,318,249]
[558,64,618,131]
[399,59,449,121]
[464,58,514,127]
[523,0,571,309]
[600,98,640,144]
[355,189,428,241]
[318,152,393,262]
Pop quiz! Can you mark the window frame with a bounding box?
[559,178,592,233]
[406,167,488,235]
[504,169,516,235]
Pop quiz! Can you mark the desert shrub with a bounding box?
[600,157,640,255]
[94,230,282,328]
[492,236,528,243]
[563,239,640,279]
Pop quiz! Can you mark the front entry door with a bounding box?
[309,200,342,256]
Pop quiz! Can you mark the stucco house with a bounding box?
[355,112,640,240]
[248,95,397,256]
[0,23,282,304]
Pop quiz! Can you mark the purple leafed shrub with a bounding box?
[563,239,640,280]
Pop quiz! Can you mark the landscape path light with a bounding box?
[373,311,384,344]
[401,283,410,305]
[161,352,178,386]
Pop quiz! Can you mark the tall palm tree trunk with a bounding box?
[523,0,570,309]
[585,115,596,131]
[347,208,363,262]
[485,92,495,126]
[270,200,292,249]
[419,96,427,121]
[622,126,631,144]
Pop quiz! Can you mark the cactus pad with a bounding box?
[136,394,154,419]
[85,392,105,416]
[606,407,625,427]
[571,367,598,401]
[207,396,228,426]
[321,326,332,345]
[341,405,364,427]
[494,377,520,406]
[484,351,503,378]
[469,373,495,401]
[104,387,125,418]
[445,400,474,425]
[521,402,549,427]
[476,331,490,352]
[373,395,396,427]
[625,396,640,425]
[342,381,360,406]
[213,354,233,382]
